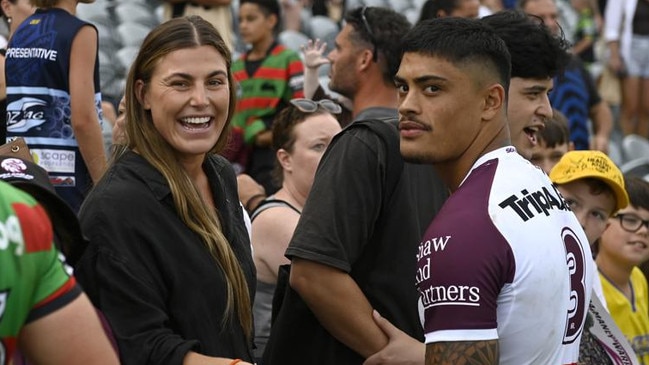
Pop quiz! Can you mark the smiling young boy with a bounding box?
[597,176,649,363]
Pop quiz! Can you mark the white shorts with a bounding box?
[627,34,649,78]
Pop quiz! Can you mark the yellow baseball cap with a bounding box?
[549,150,629,212]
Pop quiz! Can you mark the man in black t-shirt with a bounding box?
[263,6,448,365]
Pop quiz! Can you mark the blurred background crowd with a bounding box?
[2,0,646,184]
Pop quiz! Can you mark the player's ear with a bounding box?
[482,83,505,121]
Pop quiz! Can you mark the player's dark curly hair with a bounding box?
[481,10,570,80]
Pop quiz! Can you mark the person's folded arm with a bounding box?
[290,257,389,358]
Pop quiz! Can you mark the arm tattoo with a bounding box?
[426,340,499,365]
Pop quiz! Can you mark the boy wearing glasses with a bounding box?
[597,176,649,363]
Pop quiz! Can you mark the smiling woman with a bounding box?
[74,16,256,365]
[136,44,231,160]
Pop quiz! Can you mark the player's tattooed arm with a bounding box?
[425,340,499,365]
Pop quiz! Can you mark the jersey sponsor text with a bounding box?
[498,185,568,221]
[32,149,76,174]
[420,282,481,309]
[6,97,47,132]
[416,235,451,260]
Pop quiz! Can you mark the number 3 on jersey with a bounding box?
[562,227,587,344]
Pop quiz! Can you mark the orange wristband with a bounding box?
[230,360,242,365]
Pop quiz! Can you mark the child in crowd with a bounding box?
[4,0,107,212]
[551,150,627,252]
[550,150,635,364]
[230,0,304,194]
[598,176,649,363]
[531,108,573,174]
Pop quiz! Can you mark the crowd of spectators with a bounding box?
[1,0,645,182]
[3,0,649,364]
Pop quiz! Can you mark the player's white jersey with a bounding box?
[416,146,594,365]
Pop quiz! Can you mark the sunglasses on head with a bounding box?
[289,98,342,115]
[361,6,378,62]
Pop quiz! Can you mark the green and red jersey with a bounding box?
[232,43,304,144]
[0,181,80,364]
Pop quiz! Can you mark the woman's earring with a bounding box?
[6,17,11,24]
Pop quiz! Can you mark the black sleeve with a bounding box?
[76,199,198,365]
[286,127,387,272]
[77,248,197,365]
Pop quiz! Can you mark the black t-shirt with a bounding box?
[264,109,448,364]
[75,152,255,365]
